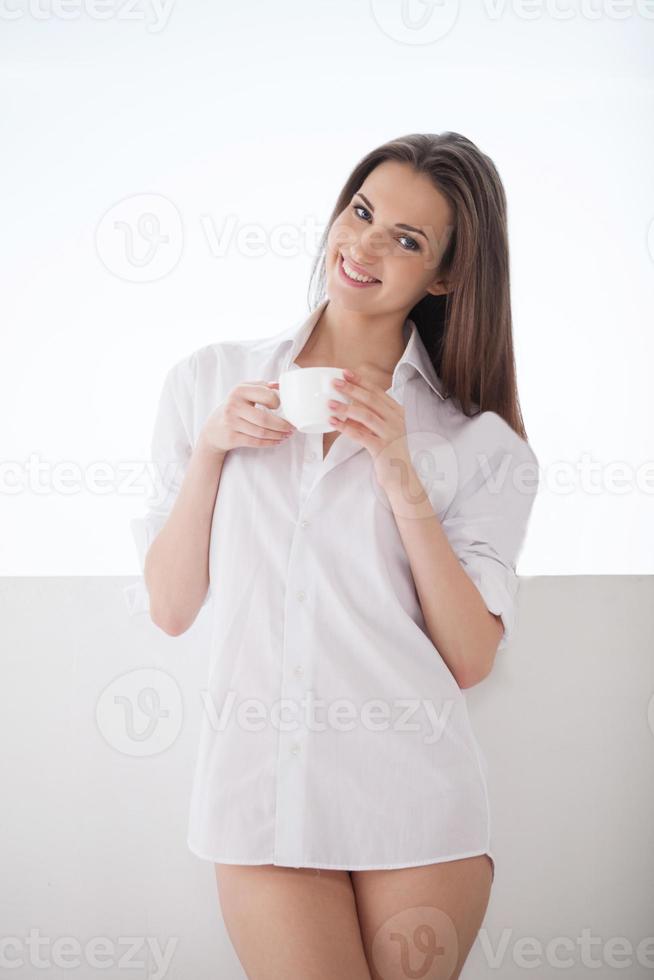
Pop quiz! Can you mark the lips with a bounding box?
[339,252,381,285]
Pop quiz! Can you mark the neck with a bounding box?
[304,298,411,375]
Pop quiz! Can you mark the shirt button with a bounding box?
[307,450,317,462]
[290,742,301,755]
[297,590,306,602]
[293,665,304,677]
[300,519,310,528]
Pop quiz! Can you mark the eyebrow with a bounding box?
[355,192,429,241]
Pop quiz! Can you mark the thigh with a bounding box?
[214,863,372,980]
[350,854,493,980]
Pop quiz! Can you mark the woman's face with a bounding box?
[326,159,454,315]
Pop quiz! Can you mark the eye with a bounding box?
[399,235,420,252]
[352,203,372,224]
[351,203,421,252]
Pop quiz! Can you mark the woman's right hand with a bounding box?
[199,380,296,455]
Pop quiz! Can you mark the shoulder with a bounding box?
[466,409,538,469]
[166,329,287,392]
[165,340,240,383]
[434,398,538,470]
[428,400,540,512]
[159,331,288,442]
[459,411,540,524]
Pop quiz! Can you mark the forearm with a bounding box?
[381,463,503,688]
[145,432,226,635]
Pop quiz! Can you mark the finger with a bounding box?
[233,418,292,440]
[238,381,278,400]
[234,432,289,448]
[330,376,384,410]
[329,415,376,450]
[329,402,385,437]
[236,382,284,417]
[239,402,296,435]
[333,375,403,416]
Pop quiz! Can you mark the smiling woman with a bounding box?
[129,131,539,980]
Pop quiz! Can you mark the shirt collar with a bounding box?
[276,298,447,401]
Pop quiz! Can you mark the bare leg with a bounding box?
[351,854,493,980]
[214,863,372,980]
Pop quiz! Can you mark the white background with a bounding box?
[2,0,652,575]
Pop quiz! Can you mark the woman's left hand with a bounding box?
[327,369,413,491]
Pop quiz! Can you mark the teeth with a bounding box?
[342,257,378,283]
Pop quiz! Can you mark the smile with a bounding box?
[338,253,381,287]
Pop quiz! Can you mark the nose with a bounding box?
[351,227,387,264]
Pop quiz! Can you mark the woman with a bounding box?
[125,131,540,979]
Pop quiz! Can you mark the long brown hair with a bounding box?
[307,131,529,441]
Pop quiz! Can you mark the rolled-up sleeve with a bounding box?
[123,354,211,618]
[440,437,539,652]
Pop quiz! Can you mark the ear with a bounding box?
[425,277,451,298]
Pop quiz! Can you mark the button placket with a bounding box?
[273,495,314,866]
[287,518,308,689]
[299,432,321,503]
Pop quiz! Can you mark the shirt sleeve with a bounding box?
[439,435,539,653]
[123,353,212,618]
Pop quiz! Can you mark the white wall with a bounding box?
[1,1,652,577]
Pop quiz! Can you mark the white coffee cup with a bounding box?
[278,366,351,433]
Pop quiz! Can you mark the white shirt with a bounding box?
[124,297,539,874]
